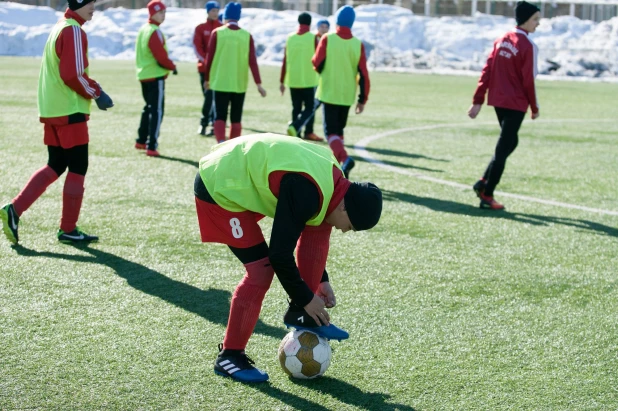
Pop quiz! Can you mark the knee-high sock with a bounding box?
[223,257,274,351]
[214,120,226,143]
[230,123,242,139]
[327,135,348,163]
[12,165,59,216]
[60,172,85,233]
[296,224,332,293]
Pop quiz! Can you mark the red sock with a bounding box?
[296,224,332,293]
[60,172,85,233]
[327,134,348,163]
[230,123,242,139]
[214,120,226,143]
[223,257,274,350]
[12,165,59,216]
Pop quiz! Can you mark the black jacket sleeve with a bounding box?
[269,173,321,307]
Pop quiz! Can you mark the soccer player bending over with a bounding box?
[194,133,383,382]
[1,0,113,244]
[468,1,541,210]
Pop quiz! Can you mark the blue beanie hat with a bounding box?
[205,1,220,12]
[316,18,330,27]
[336,5,355,28]
[218,11,223,22]
[224,2,241,21]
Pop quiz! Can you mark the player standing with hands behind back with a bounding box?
[134,0,177,157]
[468,1,541,210]
[1,0,113,244]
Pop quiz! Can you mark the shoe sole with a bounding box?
[479,202,505,210]
[214,369,269,383]
[284,323,348,342]
[0,209,17,244]
[58,238,99,244]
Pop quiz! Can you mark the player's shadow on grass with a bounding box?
[156,154,199,168]
[383,190,618,237]
[11,244,285,339]
[354,156,443,173]
[251,376,415,411]
[360,146,450,163]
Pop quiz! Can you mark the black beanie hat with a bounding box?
[298,12,311,26]
[515,1,540,26]
[344,182,383,231]
[68,0,95,10]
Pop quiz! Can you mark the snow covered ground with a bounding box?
[1,1,617,79]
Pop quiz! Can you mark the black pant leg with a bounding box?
[292,87,317,136]
[290,88,303,126]
[137,82,151,143]
[229,92,246,124]
[484,107,526,196]
[214,91,231,122]
[338,104,351,137]
[148,79,165,150]
[322,102,339,137]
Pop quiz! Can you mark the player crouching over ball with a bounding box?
[194,133,382,382]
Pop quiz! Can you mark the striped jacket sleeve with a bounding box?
[56,25,101,99]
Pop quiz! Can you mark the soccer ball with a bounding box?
[278,330,332,379]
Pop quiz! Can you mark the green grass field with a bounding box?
[1,56,617,410]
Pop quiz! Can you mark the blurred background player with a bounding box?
[194,1,222,137]
[1,0,113,244]
[135,0,177,157]
[316,18,330,39]
[203,2,266,144]
[280,12,323,142]
[313,5,369,179]
[468,0,541,210]
[194,133,383,382]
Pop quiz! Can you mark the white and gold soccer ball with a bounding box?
[278,330,332,379]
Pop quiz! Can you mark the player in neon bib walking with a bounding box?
[194,133,382,382]
[313,5,370,179]
[1,0,113,244]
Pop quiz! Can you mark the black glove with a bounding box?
[172,68,178,75]
[95,90,114,111]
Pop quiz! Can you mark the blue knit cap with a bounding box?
[205,1,220,12]
[224,2,241,21]
[316,19,330,27]
[218,11,223,22]
[336,5,355,28]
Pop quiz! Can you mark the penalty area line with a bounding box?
[354,121,618,217]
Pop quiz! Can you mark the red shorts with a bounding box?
[43,122,89,149]
[195,197,266,248]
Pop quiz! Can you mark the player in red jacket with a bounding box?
[194,1,222,136]
[468,1,541,210]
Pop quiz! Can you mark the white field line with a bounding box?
[354,119,618,216]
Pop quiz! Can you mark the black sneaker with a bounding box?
[198,125,207,136]
[283,305,349,341]
[342,157,355,179]
[214,344,269,383]
[0,203,19,244]
[473,179,486,198]
[57,227,99,243]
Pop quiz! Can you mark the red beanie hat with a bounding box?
[147,0,166,17]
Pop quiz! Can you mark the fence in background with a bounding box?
[8,0,618,21]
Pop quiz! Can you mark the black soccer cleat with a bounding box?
[473,179,486,199]
[342,157,355,179]
[283,305,349,341]
[214,344,269,383]
[0,203,19,244]
[57,227,99,243]
[198,125,207,136]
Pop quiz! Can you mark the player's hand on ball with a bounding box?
[304,295,330,326]
[531,111,540,120]
[317,282,336,308]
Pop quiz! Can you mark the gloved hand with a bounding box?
[172,67,178,75]
[95,90,114,111]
